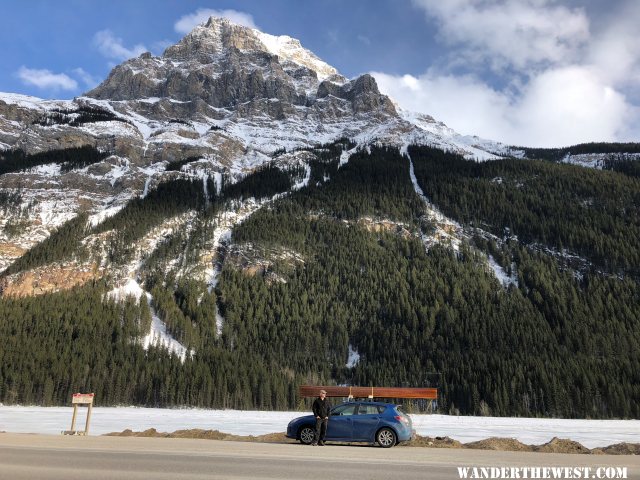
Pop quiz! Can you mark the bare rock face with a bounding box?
[317,74,397,117]
[0,263,100,297]
[85,17,397,124]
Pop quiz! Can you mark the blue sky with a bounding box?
[1,0,638,147]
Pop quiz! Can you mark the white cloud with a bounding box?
[375,0,640,147]
[412,0,590,71]
[373,67,636,147]
[515,66,631,146]
[174,8,257,34]
[72,68,99,89]
[93,30,147,61]
[16,67,78,91]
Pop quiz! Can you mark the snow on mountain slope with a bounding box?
[398,108,506,160]
[253,30,341,82]
[403,144,464,251]
[561,152,640,169]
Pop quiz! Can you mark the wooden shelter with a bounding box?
[299,385,437,400]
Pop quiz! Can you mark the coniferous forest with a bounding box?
[1,143,639,418]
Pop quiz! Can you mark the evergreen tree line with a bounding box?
[32,105,126,127]
[221,164,293,201]
[603,157,640,178]
[0,282,298,409]
[287,146,424,222]
[408,145,640,277]
[222,151,640,417]
[2,142,639,417]
[519,142,640,162]
[0,146,108,176]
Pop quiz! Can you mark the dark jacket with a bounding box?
[312,397,331,418]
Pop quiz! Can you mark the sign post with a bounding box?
[62,393,95,436]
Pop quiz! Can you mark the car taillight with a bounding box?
[395,415,409,425]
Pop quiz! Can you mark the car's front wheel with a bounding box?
[299,426,315,445]
[376,427,397,448]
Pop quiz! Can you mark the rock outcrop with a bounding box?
[85,17,394,124]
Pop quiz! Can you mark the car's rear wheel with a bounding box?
[376,427,397,448]
[299,426,315,445]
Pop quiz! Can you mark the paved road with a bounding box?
[1,433,639,480]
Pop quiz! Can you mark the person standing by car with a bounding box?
[312,389,331,445]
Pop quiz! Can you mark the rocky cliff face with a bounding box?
[85,17,394,122]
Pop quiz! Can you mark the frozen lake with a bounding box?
[1,406,638,448]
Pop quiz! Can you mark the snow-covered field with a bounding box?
[0,406,637,448]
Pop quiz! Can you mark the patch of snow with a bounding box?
[141,177,152,198]
[88,204,126,227]
[0,92,75,111]
[142,312,190,362]
[346,344,360,368]
[36,197,79,229]
[213,172,222,195]
[292,164,310,190]
[191,121,214,136]
[107,279,191,362]
[122,108,153,140]
[254,31,338,81]
[78,120,139,139]
[487,255,518,288]
[105,163,130,187]
[338,146,357,169]
[28,163,62,176]
[561,152,640,170]
[107,278,146,301]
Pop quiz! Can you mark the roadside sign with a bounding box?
[62,393,95,436]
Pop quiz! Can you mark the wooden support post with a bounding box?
[69,405,78,432]
[62,393,95,436]
[84,402,93,435]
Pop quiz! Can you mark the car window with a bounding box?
[331,404,357,416]
[357,404,385,415]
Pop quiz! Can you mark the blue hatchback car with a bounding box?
[286,401,414,448]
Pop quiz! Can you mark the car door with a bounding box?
[351,404,383,441]
[326,403,357,440]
